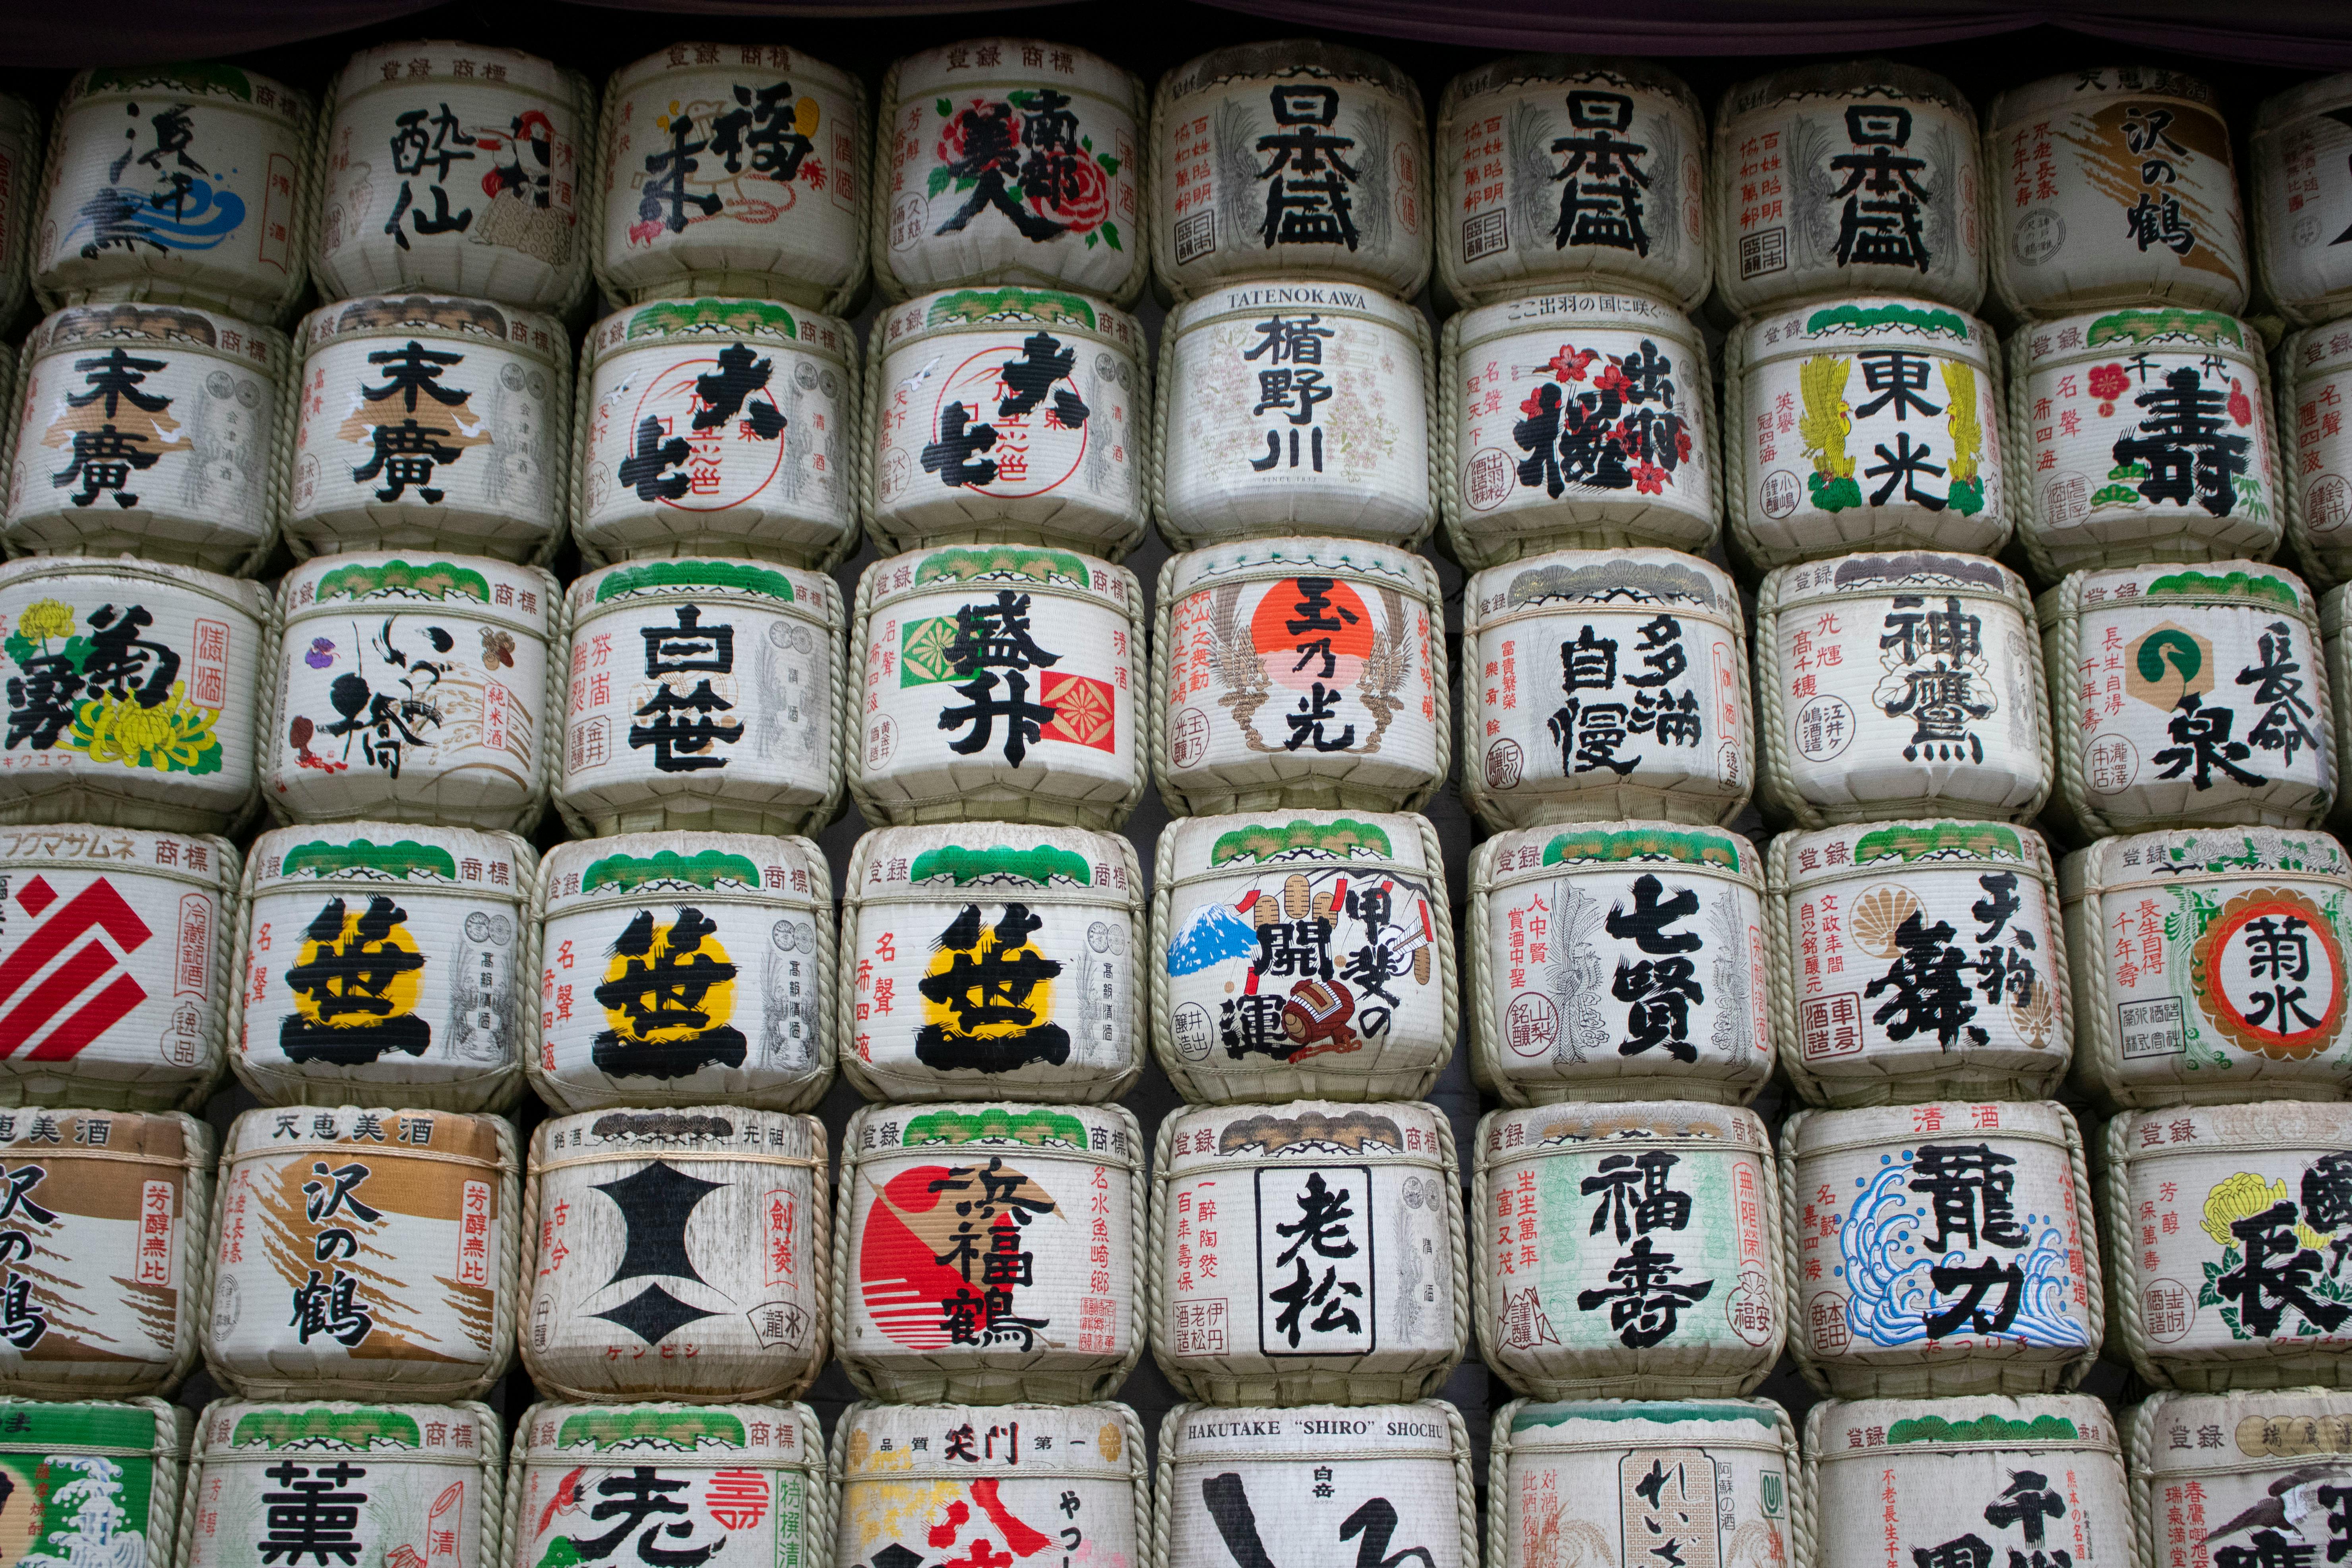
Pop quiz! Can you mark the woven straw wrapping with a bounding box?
[1147,1099,1469,1404]
[2123,1388,2352,1568]
[1780,1101,2104,1398]
[1488,1396,1808,1568]
[2276,326,2352,592]
[0,1398,189,1568]
[2329,585,2352,840]
[1149,811,1459,1103]
[0,98,39,331]
[1753,555,2052,830]
[839,1401,1139,1568]
[831,1101,1145,1402]
[0,342,14,515]
[1147,542,1452,817]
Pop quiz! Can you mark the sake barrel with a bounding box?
[2014,310,2280,579]
[2061,826,2352,1107]
[265,552,558,833]
[1756,552,2049,827]
[2041,564,2333,839]
[1152,41,1430,301]
[2103,1103,2352,1387]
[2282,324,2352,589]
[532,832,831,1112]
[850,545,1143,830]
[876,41,1146,306]
[0,95,39,330]
[1160,1401,1474,1568]
[1442,289,1717,567]
[314,42,593,312]
[1488,1398,1801,1568]
[1782,1101,2101,1397]
[234,823,533,1113]
[1155,810,1454,1103]
[1804,1396,2129,1568]
[5,303,290,573]
[1470,821,1771,1107]
[839,825,1143,1104]
[521,1107,828,1402]
[1711,62,1984,317]
[33,66,310,322]
[558,558,843,838]
[0,1109,211,1397]
[1474,1103,1784,1397]
[1155,281,1434,549]
[1727,297,2008,571]
[836,1101,1141,1402]
[1153,537,1448,815]
[2126,1390,2352,1568]
[0,556,269,834]
[1461,549,1752,831]
[1772,821,2069,1107]
[1151,1099,1467,1404]
[1434,57,1709,313]
[868,288,1147,558]
[205,1105,517,1400]
[190,1401,500,1568]
[596,43,867,311]
[1987,67,2248,318]
[2253,76,2352,327]
[575,298,860,569]
[0,1399,185,1560]
[0,827,236,1111]
[836,1401,1139,1568]
[287,293,569,562]
[513,1402,824,1568]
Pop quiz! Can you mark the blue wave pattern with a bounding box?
[1837,1151,2089,1349]
[65,178,248,258]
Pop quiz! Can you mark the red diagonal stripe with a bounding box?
[27,971,145,1061]
[0,881,150,1007]
[0,940,115,1059]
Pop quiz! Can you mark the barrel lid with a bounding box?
[1480,1101,1768,1161]
[1163,808,1430,884]
[1162,40,1420,104]
[1162,535,1439,605]
[864,543,1136,617]
[2113,1100,2352,1158]
[533,1105,823,1164]
[1811,1394,2118,1456]
[1738,296,1993,364]
[1990,65,2218,128]
[2256,71,2352,136]
[300,293,568,370]
[0,553,271,622]
[2133,1390,2352,1476]
[250,822,528,897]
[1162,1099,1448,1175]
[610,41,858,100]
[64,62,308,123]
[1775,820,2052,892]
[335,40,586,103]
[1790,1099,2074,1155]
[1168,277,1422,336]
[283,552,555,638]
[1441,55,1699,118]
[2060,824,2352,899]
[2023,305,2254,366]
[1720,58,1973,126]
[225,1103,507,1167]
[2042,561,2316,632]
[585,297,855,367]
[27,300,286,360]
[520,1400,821,1459]
[1168,1401,1455,1456]
[541,831,826,914]
[1480,820,1761,890]
[0,824,236,893]
[1466,548,1737,626]
[841,1400,1135,1473]
[569,557,839,627]
[876,286,1143,356]
[1455,287,1703,351]
[0,1108,206,1165]
[1765,549,2021,610]
[849,1101,1141,1168]
[200,1400,492,1457]
[846,823,1138,905]
[1507,1399,1785,1442]
[889,38,1141,104]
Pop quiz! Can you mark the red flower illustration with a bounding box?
[2228,378,2254,427]
[1027,149,1110,232]
[2088,362,2130,401]
[935,99,1001,169]
[1546,345,1597,382]
[1634,462,1668,495]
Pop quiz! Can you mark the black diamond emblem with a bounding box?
[593,1159,727,1288]
[591,1283,721,1345]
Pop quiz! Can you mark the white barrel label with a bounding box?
[839,1403,1135,1568]
[1501,1403,1790,1568]
[191,1403,491,1568]
[516,1405,818,1568]
[1165,1406,1461,1568]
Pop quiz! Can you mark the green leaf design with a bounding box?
[955,175,978,193]
[1097,155,1120,177]
[936,97,952,117]
[1084,231,1099,248]
[1101,220,1122,251]
[927,165,951,200]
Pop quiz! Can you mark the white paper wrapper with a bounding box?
[839,825,1143,1104]
[1474,1104,1784,1397]
[558,559,844,837]
[521,1108,829,1401]
[1726,297,2007,571]
[1151,42,1430,301]
[1772,821,2069,1107]
[0,1398,184,1566]
[1461,549,1752,831]
[1784,1101,2101,1398]
[1150,1099,1466,1405]
[2280,326,2352,591]
[1710,62,1984,317]
[532,832,831,1113]
[0,1109,212,1397]
[2040,564,2332,840]
[1756,552,2048,827]
[234,823,531,1113]
[1155,811,1454,1103]
[850,545,1144,830]
[203,1104,517,1401]
[2013,312,2280,581]
[1472,822,1771,1106]
[1434,58,1709,313]
[288,294,569,562]
[313,42,591,312]
[876,42,1145,306]
[0,556,269,834]
[1987,68,2248,319]
[2125,1390,2352,1568]
[835,1102,1143,1402]
[189,1400,500,1568]
[2104,1103,2352,1388]
[33,66,310,322]
[575,298,860,569]
[1156,281,1432,549]
[868,289,1147,558]
[837,1401,1139,1568]
[2060,826,2352,1107]
[595,45,867,312]
[2254,75,2352,328]
[266,552,558,833]
[6,304,290,573]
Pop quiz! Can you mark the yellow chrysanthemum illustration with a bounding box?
[2201,1172,2330,1251]
[69,682,224,775]
[15,600,74,642]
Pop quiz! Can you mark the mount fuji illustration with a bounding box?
[1167,902,1259,976]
